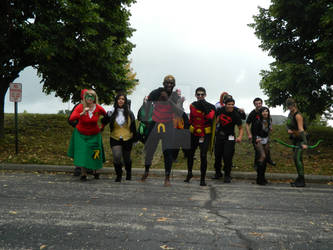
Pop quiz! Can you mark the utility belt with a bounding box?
[189,125,211,134]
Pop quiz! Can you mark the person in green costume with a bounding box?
[286,98,308,187]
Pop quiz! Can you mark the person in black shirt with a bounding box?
[246,98,276,170]
[252,107,272,185]
[214,98,243,183]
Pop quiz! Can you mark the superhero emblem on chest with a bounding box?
[219,114,232,126]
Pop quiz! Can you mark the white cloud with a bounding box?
[5,0,332,127]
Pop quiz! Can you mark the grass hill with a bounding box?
[1,113,333,176]
[271,115,287,125]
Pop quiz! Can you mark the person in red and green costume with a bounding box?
[185,87,215,186]
[286,98,308,187]
[68,89,107,181]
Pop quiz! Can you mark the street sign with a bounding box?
[9,82,22,102]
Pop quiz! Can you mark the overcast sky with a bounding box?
[5,0,290,117]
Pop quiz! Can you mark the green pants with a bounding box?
[292,140,304,177]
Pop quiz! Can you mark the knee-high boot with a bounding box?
[256,162,265,185]
[125,161,132,180]
[114,163,123,182]
[291,175,305,187]
[184,156,193,183]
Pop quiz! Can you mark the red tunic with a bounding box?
[189,104,215,137]
[69,104,106,135]
[152,102,174,123]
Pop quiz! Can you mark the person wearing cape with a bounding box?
[184,87,215,186]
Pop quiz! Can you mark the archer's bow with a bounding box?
[273,139,323,149]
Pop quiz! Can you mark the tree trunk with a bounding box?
[0,81,10,138]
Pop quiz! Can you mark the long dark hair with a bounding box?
[259,107,271,128]
[111,93,130,124]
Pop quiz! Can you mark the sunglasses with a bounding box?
[196,93,205,97]
[164,80,174,84]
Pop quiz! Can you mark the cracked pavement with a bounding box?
[1,172,333,250]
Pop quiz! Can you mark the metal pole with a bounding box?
[15,102,18,154]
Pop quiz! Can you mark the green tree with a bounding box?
[0,0,137,138]
[249,0,333,121]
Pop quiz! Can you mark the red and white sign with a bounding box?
[9,83,22,102]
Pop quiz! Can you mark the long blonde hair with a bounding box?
[82,89,99,109]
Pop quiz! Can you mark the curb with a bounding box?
[1,163,332,184]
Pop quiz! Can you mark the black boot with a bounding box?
[114,164,122,182]
[184,171,193,182]
[125,162,132,181]
[93,170,100,179]
[224,168,232,183]
[200,177,207,186]
[291,176,305,187]
[212,171,223,180]
[256,162,266,185]
[74,166,81,176]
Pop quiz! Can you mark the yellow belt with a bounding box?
[189,125,211,134]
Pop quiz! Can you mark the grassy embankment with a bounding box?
[1,113,333,175]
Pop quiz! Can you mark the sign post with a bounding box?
[9,83,22,154]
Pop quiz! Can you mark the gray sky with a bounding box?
[5,0,292,118]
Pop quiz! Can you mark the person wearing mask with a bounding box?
[214,97,243,183]
[68,89,106,181]
[102,93,137,182]
[184,87,215,186]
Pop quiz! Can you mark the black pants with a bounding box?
[187,133,211,179]
[144,121,175,176]
[214,136,235,177]
[254,141,269,183]
[110,138,133,167]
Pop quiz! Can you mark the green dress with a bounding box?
[67,128,105,170]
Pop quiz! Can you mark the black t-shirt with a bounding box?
[252,119,270,138]
[216,107,242,136]
[246,109,260,134]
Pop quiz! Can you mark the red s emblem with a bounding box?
[219,114,232,126]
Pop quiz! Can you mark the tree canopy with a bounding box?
[0,0,137,137]
[249,0,333,121]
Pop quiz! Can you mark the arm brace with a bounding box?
[300,131,307,145]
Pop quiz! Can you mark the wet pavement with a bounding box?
[1,172,333,250]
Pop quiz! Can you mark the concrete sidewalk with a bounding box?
[1,163,332,183]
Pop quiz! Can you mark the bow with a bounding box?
[273,138,323,149]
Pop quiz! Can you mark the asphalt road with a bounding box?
[1,172,333,250]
